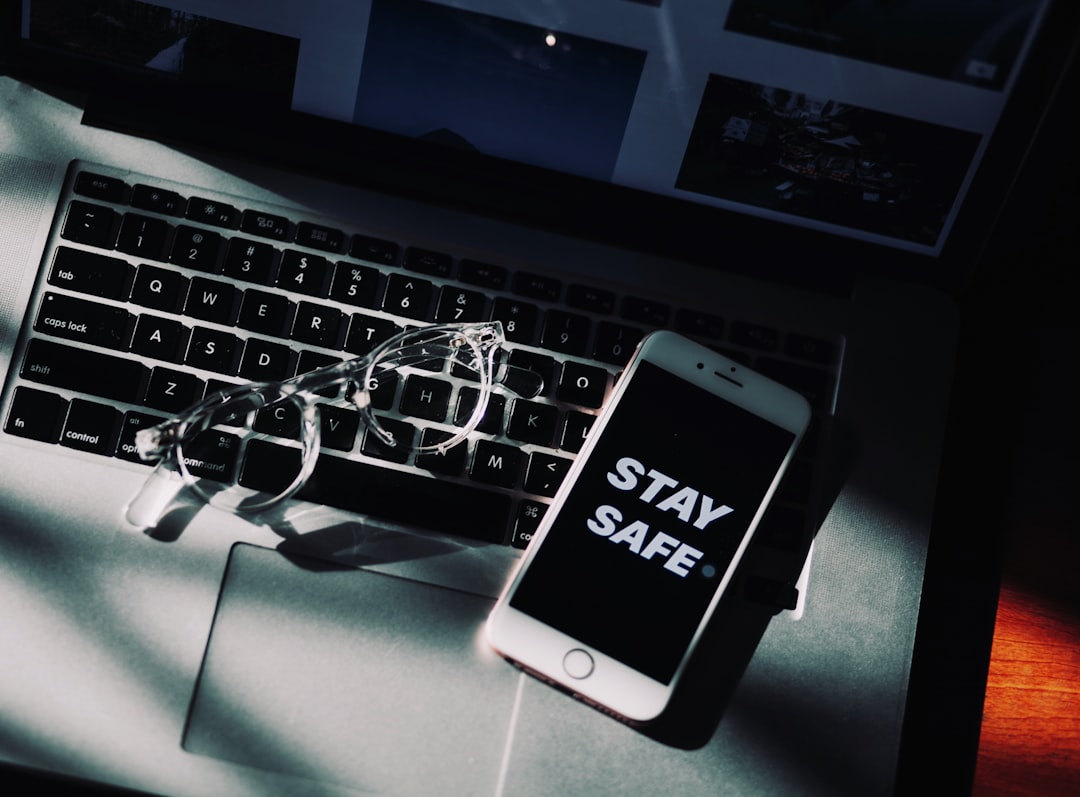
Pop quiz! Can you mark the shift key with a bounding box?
[35,292,132,349]
[21,338,148,403]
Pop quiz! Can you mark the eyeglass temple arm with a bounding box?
[124,457,185,527]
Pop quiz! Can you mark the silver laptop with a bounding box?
[1,1,1075,795]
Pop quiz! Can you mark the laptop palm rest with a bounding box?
[183,543,520,795]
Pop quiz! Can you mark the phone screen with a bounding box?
[509,360,796,684]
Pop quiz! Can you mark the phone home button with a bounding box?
[563,648,594,680]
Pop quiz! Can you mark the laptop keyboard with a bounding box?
[4,165,841,584]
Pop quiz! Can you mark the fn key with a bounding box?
[5,386,68,443]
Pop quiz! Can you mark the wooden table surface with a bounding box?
[969,331,1080,797]
[974,581,1080,796]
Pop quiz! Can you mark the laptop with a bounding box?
[1,1,1075,795]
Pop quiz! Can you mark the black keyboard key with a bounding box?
[185,327,239,375]
[206,379,242,398]
[541,310,590,356]
[74,172,129,203]
[278,250,331,297]
[755,506,807,552]
[35,292,132,350]
[415,429,468,476]
[743,576,798,611]
[731,321,779,352]
[182,429,242,483]
[186,197,238,228]
[144,367,204,413]
[62,201,117,248]
[592,321,642,366]
[240,440,512,543]
[130,314,187,362]
[224,238,278,285]
[345,313,402,356]
[567,284,615,314]
[470,440,525,490]
[317,404,360,452]
[296,222,345,253]
[131,184,183,215]
[49,247,132,300]
[507,399,558,446]
[511,500,547,549]
[524,452,572,497]
[241,209,291,241]
[356,369,399,411]
[171,225,223,272]
[185,277,238,324]
[131,264,187,312]
[239,338,295,382]
[675,308,724,339]
[455,388,505,435]
[60,398,121,455]
[21,338,148,403]
[237,290,293,337]
[621,296,670,327]
[360,416,416,464]
[405,247,453,278]
[507,350,556,397]
[292,301,343,348]
[556,361,608,408]
[715,347,752,366]
[785,332,837,365]
[4,386,67,443]
[116,213,171,260]
[491,297,538,344]
[399,374,452,422]
[295,349,341,380]
[560,410,595,453]
[778,459,814,506]
[434,285,486,323]
[383,273,433,320]
[459,259,506,290]
[755,358,834,412]
[116,411,168,462]
[252,401,304,440]
[350,234,399,265]
[329,261,381,308]
[513,272,560,302]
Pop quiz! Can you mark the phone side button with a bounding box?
[563,649,595,680]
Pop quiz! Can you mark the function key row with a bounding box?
[62,199,666,328]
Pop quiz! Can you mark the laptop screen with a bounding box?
[11,0,1061,266]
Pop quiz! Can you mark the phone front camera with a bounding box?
[696,363,704,370]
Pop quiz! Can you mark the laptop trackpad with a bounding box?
[184,543,520,794]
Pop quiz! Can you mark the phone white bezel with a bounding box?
[486,330,812,724]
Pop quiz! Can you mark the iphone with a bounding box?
[486,330,811,723]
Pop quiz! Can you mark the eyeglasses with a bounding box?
[124,321,541,526]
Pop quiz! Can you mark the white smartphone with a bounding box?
[486,330,812,724]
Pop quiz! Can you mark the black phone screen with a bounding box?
[509,360,795,684]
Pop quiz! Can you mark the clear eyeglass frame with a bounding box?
[124,320,540,527]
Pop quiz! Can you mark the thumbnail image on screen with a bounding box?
[726,0,1041,90]
[676,74,980,246]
